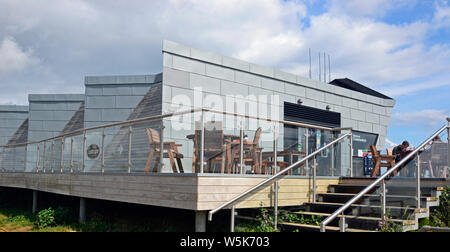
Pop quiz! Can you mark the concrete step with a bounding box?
[304,202,428,219]
[340,177,450,188]
[290,211,417,232]
[279,222,375,232]
[329,184,441,197]
[318,193,438,208]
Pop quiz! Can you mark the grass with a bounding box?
[0,188,230,232]
[0,207,75,232]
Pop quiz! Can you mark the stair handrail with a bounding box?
[320,123,450,232]
[208,132,353,221]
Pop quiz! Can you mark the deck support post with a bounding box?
[195,211,207,232]
[32,190,38,214]
[79,197,86,223]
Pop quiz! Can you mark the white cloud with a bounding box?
[0,0,449,105]
[391,109,450,127]
[328,0,414,18]
[0,37,39,74]
[433,1,450,28]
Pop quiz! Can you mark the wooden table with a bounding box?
[186,134,246,173]
[262,150,306,175]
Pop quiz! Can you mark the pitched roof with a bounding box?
[329,78,393,100]
[61,103,85,134]
[8,119,29,145]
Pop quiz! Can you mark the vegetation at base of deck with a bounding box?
[419,186,450,229]
[235,208,323,232]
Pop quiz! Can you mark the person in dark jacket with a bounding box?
[393,141,410,163]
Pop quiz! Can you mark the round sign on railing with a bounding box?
[87,144,100,159]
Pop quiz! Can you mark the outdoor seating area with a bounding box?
[143,120,308,175]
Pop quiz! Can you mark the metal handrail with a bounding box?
[320,124,450,232]
[0,108,348,149]
[208,132,352,221]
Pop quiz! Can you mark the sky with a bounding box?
[0,0,449,147]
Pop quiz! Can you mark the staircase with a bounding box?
[277,177,445,232]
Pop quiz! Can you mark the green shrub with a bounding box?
[54,207,74,225]
[36,208,56,229]
[430,186,450,227]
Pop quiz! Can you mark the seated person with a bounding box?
[392,141,410,163]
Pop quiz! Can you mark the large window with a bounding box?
[351,131,379,177]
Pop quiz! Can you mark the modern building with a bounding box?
[4,40,443,233]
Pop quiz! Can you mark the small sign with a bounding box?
[87,144,100,159]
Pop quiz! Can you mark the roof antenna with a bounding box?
[328,54,331,82]
[309,48,312,80]
[319,52,321,82]
[323,52,326,83]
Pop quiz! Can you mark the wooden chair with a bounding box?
[192,121,227,173]
[144,128,184,173]
[228,128,264,174]
[370,145,396,177]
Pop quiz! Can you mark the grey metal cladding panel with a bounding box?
[0,105,29,112]
[29,110,76,122]
[0,119,27,128]
[189,74,221,94]
[172,55,206,75]
[115,96,145,109]
[29,101,83,111]
[101,86,133,96]
[222,56,250,72]
[85,74,162,86]
[0,112,28,120]
[42,121,70,131]
[163,40,191,57]
[163,67,189,89]
[86,96,116,109]
[205,64,235,81]
[101,109,134,122]
[28,94,85,102]
[191,47,222,65]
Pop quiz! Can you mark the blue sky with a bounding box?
[0,0,449,147]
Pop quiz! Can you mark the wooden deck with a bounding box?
[0,172,339,211]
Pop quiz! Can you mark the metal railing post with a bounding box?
[12,147,16,172]
[128,124,133,173]
[331,134,335,177]
[339,215,346,232]
[349,132,353,177]
[313,156,317,203]
[200,110,205,174]
[381,180,386,218]
[82,131,86,173]
[230,205,235,232]
[70,137,74,173]
[101,128,105,173]
[305,130,309,175]
[51,141,55,173]
[160,120,165,172]
[447,118,450,175]
[60,138,64,173]
[42,142,46,173]
[24,144,28,172]
[35,144,40,172]
[273,123,278,230]
[239,119,244,175]
[1,147,5,171]
[416,153,421,208]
